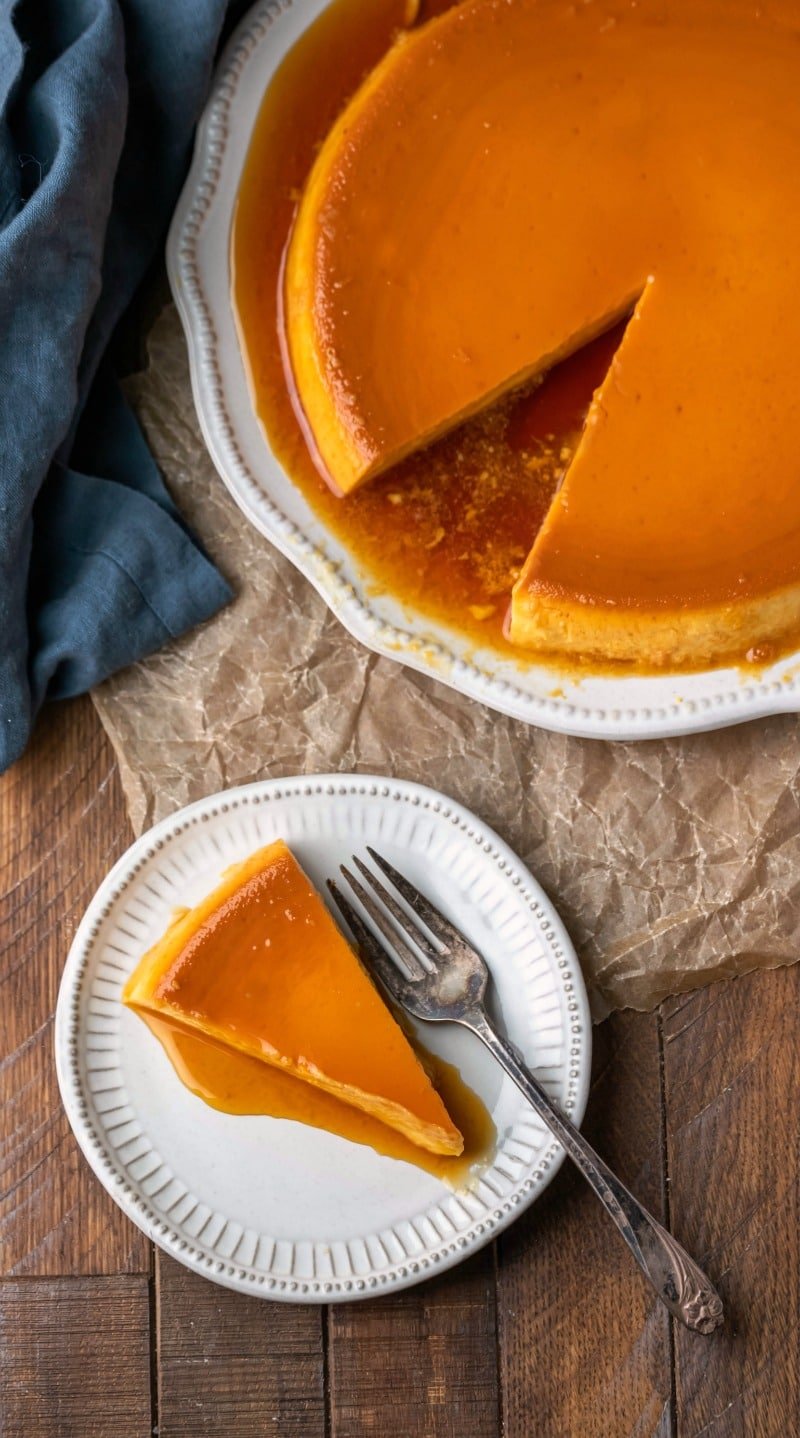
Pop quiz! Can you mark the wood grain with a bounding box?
[155,1252,326,1436]
[663,968,800,1438]
[0,1275,151,1437]
[5,695,800,1437]
[0,698,147,1275]
[328,1250,500,1436]
[496,1010,673,1438]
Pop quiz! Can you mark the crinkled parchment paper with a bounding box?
[92,306,800,1019]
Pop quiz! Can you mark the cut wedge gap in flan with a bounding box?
[510,284,655,655]
[286,233,644,497]
[281,0,800,668]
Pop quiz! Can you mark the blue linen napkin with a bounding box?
[0,0,240,772]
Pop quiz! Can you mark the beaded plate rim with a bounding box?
[55,774,591,1303]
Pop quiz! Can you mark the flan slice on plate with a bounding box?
[284,0,800,666]
[123,839,463,1156]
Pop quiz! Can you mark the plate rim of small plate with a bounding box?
[55,773,592,1303]
[165,0,800,742]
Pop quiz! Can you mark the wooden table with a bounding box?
[2,696,798,1437]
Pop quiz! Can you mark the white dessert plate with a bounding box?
[55,774,591,1302]
[166,0,800,741]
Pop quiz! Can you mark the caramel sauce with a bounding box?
[231,0,611,656]
[143,1012,495,1186]
[231,0,800,675]
[125,843,496,1181]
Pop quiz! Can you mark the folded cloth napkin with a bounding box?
[0,0,240,772]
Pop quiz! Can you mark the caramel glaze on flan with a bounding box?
[283,0,800,667]
[124,841,463,1157]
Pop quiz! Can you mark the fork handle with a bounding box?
[467,1010,723,1335]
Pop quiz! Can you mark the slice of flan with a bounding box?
[123,839,463,1156]
[283,0,800,665]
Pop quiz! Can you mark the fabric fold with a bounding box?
[0,0,237,771]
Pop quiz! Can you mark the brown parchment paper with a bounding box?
[92,305,800,1020]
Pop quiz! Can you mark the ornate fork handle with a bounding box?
[468,1009,724,1335]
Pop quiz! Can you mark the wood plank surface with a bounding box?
[0,1275,152,1437]
[328,1250,500,1436]
[0,699,147,1275]
[156,1252,326,1436]
[3,693,800,1437]
[496,1010,673,1438]
[663,969,800,1438]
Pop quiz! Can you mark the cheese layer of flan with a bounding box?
[284,0,800,666]
[123,840,463,1157]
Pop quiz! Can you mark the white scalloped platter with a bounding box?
[55,774,591,1303]
[166,0,800,741]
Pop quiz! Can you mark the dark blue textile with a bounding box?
[0,0,236,771]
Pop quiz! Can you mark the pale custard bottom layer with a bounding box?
[511,584,800,668]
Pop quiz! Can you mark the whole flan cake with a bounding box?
[283,0,800,666]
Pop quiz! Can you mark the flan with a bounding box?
[123,840,463,1156]
[284,0,800,666]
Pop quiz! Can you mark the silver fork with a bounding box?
[328,848,724,1336]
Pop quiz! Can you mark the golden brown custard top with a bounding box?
[285,0,800,610]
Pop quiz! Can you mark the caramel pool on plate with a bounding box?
[124,839,494,1175]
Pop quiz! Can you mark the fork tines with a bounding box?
[327,848,463,994]
[363,849,463,949]
[326,877,415,1002]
